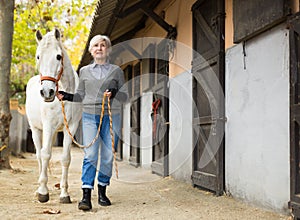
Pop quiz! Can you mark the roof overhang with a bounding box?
[77,0,176,71]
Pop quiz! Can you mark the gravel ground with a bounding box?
[0,146,291,220]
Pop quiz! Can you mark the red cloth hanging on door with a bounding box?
[152,99,161,140]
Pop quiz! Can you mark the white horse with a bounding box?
[25,29,82,203]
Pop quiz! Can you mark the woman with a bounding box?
[57,35,128,210]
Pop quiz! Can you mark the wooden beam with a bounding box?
[117,0,148,18]
[141,5,172,33]
[106,0,127,36]
[117,0,176,38]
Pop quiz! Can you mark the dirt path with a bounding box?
[0,147,291,220]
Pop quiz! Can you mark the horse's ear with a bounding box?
[36,30,43,42]
[54,28,61,40]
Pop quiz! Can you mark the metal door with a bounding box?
[191,0,225,195]
[151,39,169,176]
[289,12,300,219]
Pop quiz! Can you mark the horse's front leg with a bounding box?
[59,129,73,204]
[37,126,55,203]
[30,128,42,174]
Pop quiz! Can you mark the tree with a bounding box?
[0,0,15,169]
[12,0,97,102]
[0,0,96,168]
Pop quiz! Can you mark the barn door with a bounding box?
[191,0,225,195]
[289,13,300,219]
[129,62,141,167]
[116,109,123,160]
[151,39,169,176]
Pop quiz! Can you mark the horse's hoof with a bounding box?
[38,193,49,203]
[60,196,72,204]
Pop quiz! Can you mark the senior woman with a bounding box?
[58,35,128,210]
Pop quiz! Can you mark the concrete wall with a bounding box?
[140,92,153,168]
[169,71,193,182]
[122,102,131,161]
[225,24,290,212]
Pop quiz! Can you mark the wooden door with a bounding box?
[116,110,123,160]
[151,80,169,176]
[129,62,141,167]
[151,39,169,176]
[129,96,140,167]
[289,12,300,219]
[191,0,225,195]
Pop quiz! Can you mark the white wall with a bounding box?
[122,102,131,160]
[225,24,290,212]
[169,71,193,182]
[122,92,154,168]
[140,92,153,168]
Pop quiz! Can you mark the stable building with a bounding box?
[77,0,300,218]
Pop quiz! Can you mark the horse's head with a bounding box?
[36,28,64,102]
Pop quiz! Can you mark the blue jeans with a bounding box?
[81,112,120,189]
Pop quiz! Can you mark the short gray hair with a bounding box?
[88,35,112,53]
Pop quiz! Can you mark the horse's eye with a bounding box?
[57,54,62,60]
[37,55,39,60]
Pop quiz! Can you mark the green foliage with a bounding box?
[12,0,97,102]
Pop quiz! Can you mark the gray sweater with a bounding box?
[76,63,128,115]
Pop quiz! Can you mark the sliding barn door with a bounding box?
[191,0,225,195]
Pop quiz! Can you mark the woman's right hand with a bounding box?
[104,90,112,99]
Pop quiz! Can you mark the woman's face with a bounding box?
[91,40,108,61]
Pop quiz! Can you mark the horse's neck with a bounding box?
[59,52,78,93]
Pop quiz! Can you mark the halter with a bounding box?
[39,54,64,93]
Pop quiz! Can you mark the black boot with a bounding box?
[78,188,92,210]
[98,185,111,206]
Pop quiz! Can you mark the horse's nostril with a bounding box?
[49,89,55,97]
[40,90,44,97]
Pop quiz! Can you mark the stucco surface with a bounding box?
[225,24,290,211]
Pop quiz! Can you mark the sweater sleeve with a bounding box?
[74,68,86,101]
[115,67,129,103]
[58,91,82,102]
